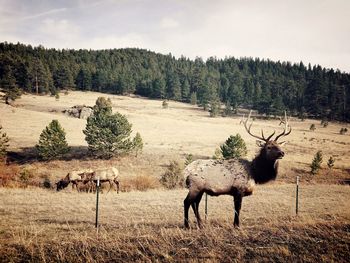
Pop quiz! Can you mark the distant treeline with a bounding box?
[1,42,350,121]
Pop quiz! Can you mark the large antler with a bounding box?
[275,111,292,142]
[242,110,275,142]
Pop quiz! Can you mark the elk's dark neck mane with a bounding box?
[249,149,279,184]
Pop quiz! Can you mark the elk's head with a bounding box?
[243,111,291,162]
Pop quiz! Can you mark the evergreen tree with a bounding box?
[132,132,143,157]
[75,68,92,91]
[0,65,21,104]
[160,161,183,189]
[84,97,133,158]
[0,125,9,160]
[36,120,70,160]
[310,150,323,175]
[190,92,197,105]
[220,134,247,159]
[209,99,220,117]
[181,78,190,102]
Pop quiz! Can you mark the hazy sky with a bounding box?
[1,0,349,72]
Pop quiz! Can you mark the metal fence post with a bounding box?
[95,177,100,228]
[205,193,208,221]
[296,176,299,215]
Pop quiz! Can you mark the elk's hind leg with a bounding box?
[193,192,204,227]
[184,192,192,228]
[233,193,242,227]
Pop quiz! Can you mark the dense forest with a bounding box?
[1,42,349,121]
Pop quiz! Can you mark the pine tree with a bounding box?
[190,92,197,105]
[0,65,21,104]
[310,150,323,175]
[132,132,143,157]
[0,125,10,160]
[220,134,247,159]
[36,120,70,160]
[209,99,220,117]
[84,97,133,158]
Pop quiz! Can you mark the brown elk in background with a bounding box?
[184,111,291,228]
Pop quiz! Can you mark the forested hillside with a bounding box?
[1,42,349,121]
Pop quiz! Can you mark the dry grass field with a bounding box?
[0,185,349,262]
[0,91,350,262]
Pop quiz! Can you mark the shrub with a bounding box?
[0,125,10,160]
[132,132,143,156]
[310,124,316,131]
[160,161,183,189]
[310,150,323,175]
[220,134,247,159]
[327,156,335,169]
[340,128,348,135]
[43,177,52,189]
[19,167,35,187]
[84,97,134,158]
[185,154,193,166]
[213,148,223,160]
[36,120,70,160]
[162,100,168,109]
[321,119,328,127]
[209,100,220,117]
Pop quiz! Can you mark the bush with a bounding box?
[0,125,9,160]
[220,134,247,159]
[43,177,52,189]
[160,161,183,189]
[340,128,348,135]
[36,120,70,160]
[132,132,143,157]
[321,119,328,127]
[310,124,316,131]
[84,97,134,158]
[209,100,220,117]
[310,150,323,175]
[162,100,168,109]
[185,154,193,166]
[213,148,223,160]
[327,156,335,169]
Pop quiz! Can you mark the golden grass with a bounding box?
[0,184,349,262]
[1,91,349,185]
[1,91,350,261]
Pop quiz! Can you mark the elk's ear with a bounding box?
[256,140,265,147]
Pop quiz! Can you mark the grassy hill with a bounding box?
[0,91,349,261]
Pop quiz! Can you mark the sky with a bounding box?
[0,0,350,72]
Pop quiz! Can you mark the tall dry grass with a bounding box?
[0,184,349,262]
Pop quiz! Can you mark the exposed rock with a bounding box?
[63,105,93,119]
[80,107,93,119]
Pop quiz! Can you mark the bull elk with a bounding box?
[184,111,291,228]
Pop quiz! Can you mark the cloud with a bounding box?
[160,17,179,29]
[36,19,81,49]
[86,33,148,50]
[21,8,67,21]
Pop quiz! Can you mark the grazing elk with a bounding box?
[56,169,93,192]
[81,167,120,193]
[184,111,291,228]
